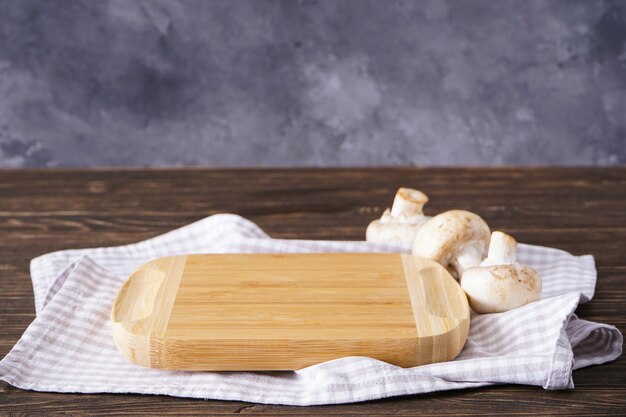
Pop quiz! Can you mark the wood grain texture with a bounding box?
[402,256,470,365]
[1,168,625,416]
[111,254,468,370]
[111,255,187,368]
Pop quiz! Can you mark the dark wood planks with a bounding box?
[0,168,625,416]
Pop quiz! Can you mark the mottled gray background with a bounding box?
[0,0,625,167]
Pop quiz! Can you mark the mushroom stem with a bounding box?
[483,231,517,265]
[390,188,428,217]
[455,244,488,275]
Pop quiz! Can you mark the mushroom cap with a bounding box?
[412,210,491,277]
[366,215,430,243]
[461,264,541,313]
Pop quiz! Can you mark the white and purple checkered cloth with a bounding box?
[0,214,622,405]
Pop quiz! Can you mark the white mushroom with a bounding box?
[461,231,542,314]
[412,210,491,279]
[366,188,431,243]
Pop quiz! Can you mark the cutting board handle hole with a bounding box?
[111,269,164,323]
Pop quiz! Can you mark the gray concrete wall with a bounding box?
[0,0,624,167]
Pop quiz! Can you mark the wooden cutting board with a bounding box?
[111,253,470,371]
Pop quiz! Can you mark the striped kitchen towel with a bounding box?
[0,214,622,405]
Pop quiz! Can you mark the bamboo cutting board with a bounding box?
[111,253,470,371]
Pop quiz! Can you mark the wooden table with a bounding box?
[1,168,624,416]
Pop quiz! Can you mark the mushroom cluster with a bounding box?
[366,189,542,314]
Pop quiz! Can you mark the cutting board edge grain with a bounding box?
[111,253,470,371]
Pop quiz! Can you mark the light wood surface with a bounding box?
[111,256,187,367]
[111,253,470,370]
